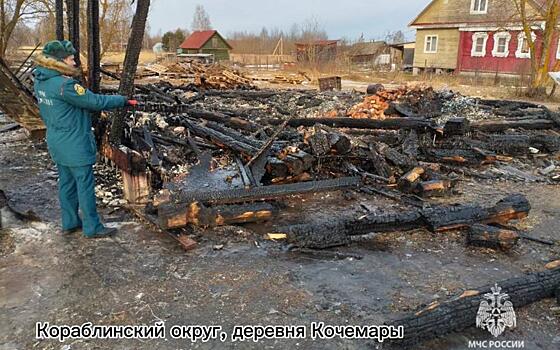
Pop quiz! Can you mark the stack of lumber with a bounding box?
[144,60,253,89]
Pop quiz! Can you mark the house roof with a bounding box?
[295,40,339,47]
[180,30,232,49]
[409,0,546,28]
[348,41,387,56]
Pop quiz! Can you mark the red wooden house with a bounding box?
[409,0,559,76]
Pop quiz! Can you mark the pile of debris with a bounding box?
[140,60,254,90]
[94,81,560,250]
[347,85,443,119]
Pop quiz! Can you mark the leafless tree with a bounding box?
[191,4,211,31]
[513,0,560,96]
[0,0,52,57]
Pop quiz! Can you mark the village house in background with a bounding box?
[347,41,416,71]
[178,30,232,61]
[409,0,557,76]
[295,40,339,62]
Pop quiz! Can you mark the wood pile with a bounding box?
[270,75,304,85]
[143,60,253,89]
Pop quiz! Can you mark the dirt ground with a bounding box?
[1,101,560,349]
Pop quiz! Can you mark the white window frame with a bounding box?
[515,32,536,59]
[492,32,511,58]
[470,0,488,14]
[471,32,488,57]
[424,35,438,53]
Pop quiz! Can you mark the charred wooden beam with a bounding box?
[271,117,434,131]
[423,194,530,232]
[398,167,425,193]
[466,224,520,251]
[55,0,64,40]
[110,0,151,145]
[367,144,394,181]
[100,141,149,204]
[65,0,80,66]
[423,148,496,165]
[183,120,259,157]
[204,89,278,99]
[0,57,45,139]
[276,194,530,248]
[388,265,560,346]
[471,119,555,132]
[189,109,258,131]
[307,126,352,156]
[377,142,415,169]
[158,202,277,229]
[443,117,470,136]
[401,130,419,159]
[159,176,360,207]
[416,180,453,198]
[87,0,101,133]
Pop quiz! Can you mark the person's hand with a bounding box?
[127,99,138,107]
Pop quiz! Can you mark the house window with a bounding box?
[471,0,488,14]
[492,32,511,57]
[471,32,488,57]
[212,37,218,48]
[516,32,535,58]
[425,35,438,53]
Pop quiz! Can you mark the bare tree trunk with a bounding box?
[55,0,64,40]
[66,0,81,66]
[109,0,150,145]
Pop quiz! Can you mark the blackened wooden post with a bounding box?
[65,0,81,67]
[87,0,100,93]
[110,0,151,145]
[55,0,64,40]
[87,0,102,140]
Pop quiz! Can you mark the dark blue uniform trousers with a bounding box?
[57,164,104,236]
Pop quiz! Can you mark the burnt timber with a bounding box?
[388,264,560,346]
[278,194,530,249]
[0,57,45,139]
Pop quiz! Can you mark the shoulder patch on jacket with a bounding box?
[74,84,86,96]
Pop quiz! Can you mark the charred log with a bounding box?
[160,177,360,207]
[443,117,470,136]
[423,194,530,232]
[416,180,453,198]
[65,0,80,66]
[189,108,258,131]
[466,224,520,251]
[55,0,64,40]
[471,119,555,132]
[272,117,434,131]
[387,266,560,346]
[367,144,394,180]
[277,194,530,248]
[423,148,496,165]
[158,202,277,229]
[398,167,425,193]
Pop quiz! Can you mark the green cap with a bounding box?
[42,40,77,60]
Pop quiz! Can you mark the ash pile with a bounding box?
[102,82,560,250]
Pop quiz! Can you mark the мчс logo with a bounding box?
[476,284,516,337]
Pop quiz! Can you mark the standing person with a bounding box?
[33,40,137,238]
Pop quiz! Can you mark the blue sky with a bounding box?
[148,0,430,41]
